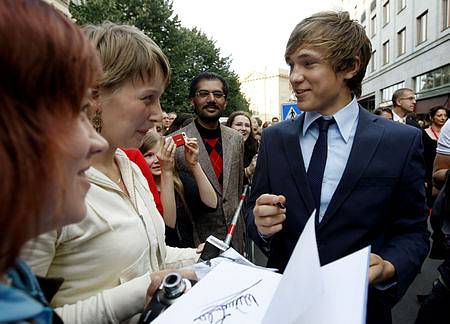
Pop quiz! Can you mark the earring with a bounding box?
[92,110,103,133]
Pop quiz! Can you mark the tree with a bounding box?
[70,0,249,115]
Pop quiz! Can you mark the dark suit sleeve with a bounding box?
[379,129,430,300]
[246,129,272,253]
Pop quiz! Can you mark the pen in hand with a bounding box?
[275,202,286,209]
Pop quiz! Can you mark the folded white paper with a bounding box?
[154,213,370,324]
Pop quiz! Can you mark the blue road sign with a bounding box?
[282,102,301,120]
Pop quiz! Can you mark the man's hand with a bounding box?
[368,253,396,285]
[253,194,286,236]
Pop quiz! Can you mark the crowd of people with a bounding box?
[0,1,449,324]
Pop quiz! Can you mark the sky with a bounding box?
[171,0,346,76]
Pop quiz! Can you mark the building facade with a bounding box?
[343,0,450,114]
[240,68,292,122]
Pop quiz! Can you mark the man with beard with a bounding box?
[175,72,245,253]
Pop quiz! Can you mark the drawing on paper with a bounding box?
[193,279,262,324]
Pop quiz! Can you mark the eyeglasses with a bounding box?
[399,96,416,101]
[196,90,226,99]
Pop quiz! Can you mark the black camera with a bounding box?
[138,272,195,323]
[199,235,229,262]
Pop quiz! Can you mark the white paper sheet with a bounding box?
[263,213,370,324]
[154,213,370,324]
[262,212,323,324]
[153,261,282,324]
[293,246,370,324]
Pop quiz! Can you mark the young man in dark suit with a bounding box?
[246,11,429,324]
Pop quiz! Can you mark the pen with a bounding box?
[275,202,286,209]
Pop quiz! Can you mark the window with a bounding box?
[415,64,450,93]
[370,0,377,11]
[383,40,390,65]
[371,51,376,72]
[371,15,377,37]
[383,1,390,25]
[443,0,450,30]
[361,11,366,23]
[398,0,406,12]
[417,11,428,45]
[397,28,406,56]
[381,82,405,103]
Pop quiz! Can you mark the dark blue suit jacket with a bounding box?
[246,107,430,323]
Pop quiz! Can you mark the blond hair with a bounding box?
[83,22,170,91]
[285,11,371,98]
[139,131,188,214]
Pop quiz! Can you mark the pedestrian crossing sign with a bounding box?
[282,102,301,120]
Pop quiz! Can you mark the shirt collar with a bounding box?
[392,110,405,123]
[302,97,359,143]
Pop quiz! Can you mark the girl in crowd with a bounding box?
[423,106,449,207]
[139,131,217,248]
[226,111,259,182]
[23,22,199,323]
[0,0,107,322]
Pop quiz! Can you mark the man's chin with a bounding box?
[199,115,221,124]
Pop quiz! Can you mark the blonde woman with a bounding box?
[22,23,199,323]
[139,131,217,248]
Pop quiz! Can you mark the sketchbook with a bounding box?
[153,213,370,324]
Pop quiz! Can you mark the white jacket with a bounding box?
[22,149,198,323]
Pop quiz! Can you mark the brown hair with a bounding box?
[83,22,170,92]
[429,105,448,121]
[0,0,100,272]
[285,11,372,98]
[226,111,258,168]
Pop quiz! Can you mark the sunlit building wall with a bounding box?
[240,68,292,122]
[342,0,450,113]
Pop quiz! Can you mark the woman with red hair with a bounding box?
[0,0,107,322]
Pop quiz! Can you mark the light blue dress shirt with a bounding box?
[300,97,359,221]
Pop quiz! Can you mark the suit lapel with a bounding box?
[281,115,315,213]
[319,108,384,228]
[221,125,232,196]
[185,122,222,194]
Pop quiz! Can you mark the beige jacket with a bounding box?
[22,149,198,323]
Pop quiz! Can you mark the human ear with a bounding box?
[343,56,362,80]
[87,87,102,120]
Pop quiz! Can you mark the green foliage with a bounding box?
[70,0,249,115]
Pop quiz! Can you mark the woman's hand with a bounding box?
[196,243,205,254]
[245,154,258,178]
[157,137,176,173]
[184,137,199,169]
[146,269,198,302]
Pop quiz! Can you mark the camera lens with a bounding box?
[162,273,186,299]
